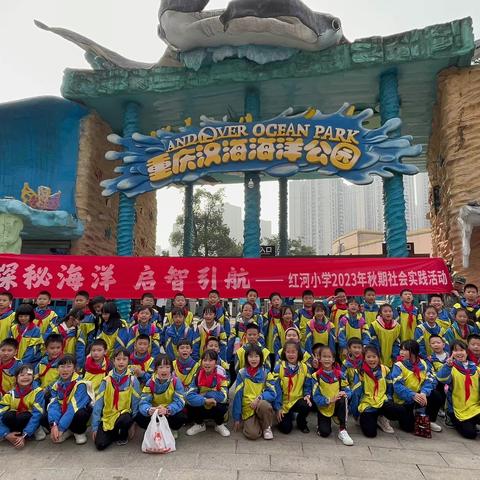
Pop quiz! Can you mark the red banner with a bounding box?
[0,254,452,299]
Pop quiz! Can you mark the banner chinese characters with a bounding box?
[0,254,452,299]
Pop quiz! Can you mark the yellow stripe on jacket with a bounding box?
[277,361,309,413]
[450,367,480,421]
[393,361,428,404]
[0,387,44,414]
[101,375,137,431]
[236,375,271,420]
[358,366,390,413]
[0,312,15,343]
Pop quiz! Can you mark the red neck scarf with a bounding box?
[362,363,380,399]
[468,351,480,366]
[0,308,12,318]
[316,365,342,384]
[246,366,259,378]
[38,356,61,378]
[16,322,35,343]
[283,365,298,400]
[310,318,329,334]
[130,353,151,371]
[0,358,16,395]
[457,322,469,339]
[281,319,294,332]
[411,359,422,382]
[453,362,473,401]
[110,374,130,409]
[85,356,109,375]
[58,380,77,413]
[380,317,396,330]
[15,385,33,413]
[268,308,281,320]
[402,303,416,329]
[197,368,224,391]
[348,354,363,369]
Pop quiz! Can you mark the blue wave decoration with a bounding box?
[101,104,422,197]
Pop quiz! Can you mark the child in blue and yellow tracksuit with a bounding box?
[95,302,130,358]
[127,307,161,357]
[92,348,141,450]
[163,294,194,329]
[83,339,110,397]
[304,302,336,355]
[0,364,44,447]
[136,354,186,434]
[414,306,446,358]
[47,355,94,445]
[350,345,405,438]
[337,298,368,357]
[192,305,228,361]
[129,335,155,385]
[329,288,349,333]
[362,288,379,327]
[312,346,353,445]
[271,305,299,359]
[367,304,401,368]
[9,304,42,365]
[235,323,271,372]
[296,289,315,343]
[396,290,421,342]
[164,308,195,362]
[185,349,230,437]
[34,334,63,394]
[444,309,475,345]
[0,291,15,344]
[274,341,312,434]
[429,294,451,330]
[392,340,443,433]
[206,289,231,337]
[450,283,480,322]
[233,344,276,440]
[0,338,22,397]
[264,292,282,354]
[173,339,199,389]
[34,291,58,336]
[341,337,363,391]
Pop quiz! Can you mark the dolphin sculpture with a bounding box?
[36,0,346,70]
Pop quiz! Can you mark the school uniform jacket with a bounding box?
[164,324,195,362]
[0,358,22,397]
[367,318,401,368]
[164,310,194,329]
[83,356,110,395]
[92,370,141,432]
[341,355,363,389]
[429,351,449,373]
[192,321,227,361]
[128,352,155,384]
[396,304,421,342]
[312,367,351,417]
[9,323,43,364]
[391,359,435,405]
[48,374,93,432]
[444,322,475,346]
[127,322,161,357]
[0,309,15,343]
[45,322,86,369]
[227,315,265,362]
[139,375,185,417]
[0,386,44,437]
[274,361,311,414]
[329,303,349,333]
[436,309,452,331]
[274,347,312,372]
[362,302,379,326]
[296,307,314,343]
[263,308,282,353]
[450,299,480,322]
[173,357,199,389]
[437,361,480,421]
[212,303,231,338]
[34,308,58,336]
[272,319,300,357]
[337,314,368,350]
[351,365,392,414]
[304,318,336,354]
[234,343,271,372]
[129,309,160,328]
[79,310,97,347]
[186,367,229,407]
[34,355,61,390]
[232,367,276,421]
[96,322,131,357]
[414,322,445,358]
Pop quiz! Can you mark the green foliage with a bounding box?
[170,188,243,257]
[263,235,316,256]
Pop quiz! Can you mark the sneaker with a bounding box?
[116,439,128,446]
[338,429,354,446]
[186,423,206,436]
[430,422,442,432]
[172,430,178,439]
[57,430,73,443]
[377,416,395,434]
[214,424,231,437]
[263,427,273,440]
[438,409,446,418]
[444,413,455,429]
[34,427,46,441]
[74,433,87,445]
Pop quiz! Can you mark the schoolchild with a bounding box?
[129,293,160,326]
[10,303,42,365]
[206,289,231,337]
[264,292,282,354]
[129,334,155,385]
[232,344,276,440]
[173,339,199,389]
[95,302,130,357]
[83,338,110,396]
[396,289,421,342]
[444,309,475,345]
[467,334,480,366]
[274,341,312,434]
[272,305,299,359]
[0,364,45,447]
[415,305,446,358]
[391,340,443,433]
[275,327,312,369]
[0,339,22,397]
[329,288,349,333]
[128,306,161,357]
[33,291,58,336]
[451,283,480,323]
[362,287,379,327]
[235,323,270,372]
[312,345,353,445]
[91,348,141,450]
[163,307,195,362]
[74,291,96,346]
[192,305,227,361]
[429,294,452,330]
[304,302,336,355]
[47,354,94,445]
[185,349,230,437]
[245,288,262,316]
[34,334,63,392]
[0,291,15,343]
[136,354,186,438]
[338,298,368,357]
[296,289,315,342]
[164,293,194,328]
[341,337,364,389]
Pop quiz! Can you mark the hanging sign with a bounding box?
[0,254,451,299]
[101,104,422,197]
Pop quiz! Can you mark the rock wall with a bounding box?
[428,66,480,285]
[71,113,156,256]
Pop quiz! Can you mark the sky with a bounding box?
[1,1,479,249]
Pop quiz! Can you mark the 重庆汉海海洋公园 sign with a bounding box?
[101,104,421,198]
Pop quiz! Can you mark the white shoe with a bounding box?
[263,426,273,440]
[172,430,178,439]
[338,429,354,446]
[186,423,206,436]
[57,430,73,443]
[377,415,395,434]
[34,427,46,441]
[214,424,231,437]
[74,433,87,445]
[430,422,442,432]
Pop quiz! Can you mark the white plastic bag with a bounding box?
[141,411,176,454]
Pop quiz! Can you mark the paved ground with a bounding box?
[0,418,479,480]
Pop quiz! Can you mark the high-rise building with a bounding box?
[289,173,430,254]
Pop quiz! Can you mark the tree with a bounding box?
[263,235,316,256]
[170,188,243,257]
